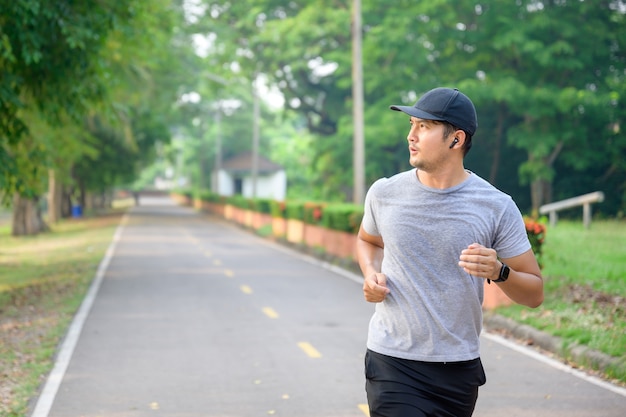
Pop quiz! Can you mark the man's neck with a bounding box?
[416,167,470,189]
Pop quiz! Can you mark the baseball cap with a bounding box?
[390,87,478,135]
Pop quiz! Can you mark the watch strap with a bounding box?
[488,262,510,284]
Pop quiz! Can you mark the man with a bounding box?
[356,87,543,417]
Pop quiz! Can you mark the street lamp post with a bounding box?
[352,0,365,204]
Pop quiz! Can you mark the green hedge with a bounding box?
[227,195,249,209]
[270,200,286,218]
[194,190,223,203]
[194,193,364,233]
[254,198,273,214]
[285,201,305,220]
[189,192,546,245]
[321,203,364,233]
[174,188,193,200]
[303,202,325,225]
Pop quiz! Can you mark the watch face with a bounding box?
[501,264,510,280]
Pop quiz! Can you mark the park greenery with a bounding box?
[1,0,625,237]
[1,1,625,413]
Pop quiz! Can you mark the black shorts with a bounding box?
[365,349,486,417]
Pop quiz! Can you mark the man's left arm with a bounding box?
[459,244,543,308]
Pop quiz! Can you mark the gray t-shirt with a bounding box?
[362,169,530,362]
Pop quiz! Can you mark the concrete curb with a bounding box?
[483,313,625,379]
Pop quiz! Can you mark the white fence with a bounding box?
[539,191,605,228]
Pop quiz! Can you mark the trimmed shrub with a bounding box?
[253,198,273,214]
[303,202,325,225]
[285,201,305,220]
[270,200,287,218]
[227,195,249,209]
[322,203,364,233]
[196,190,221,203]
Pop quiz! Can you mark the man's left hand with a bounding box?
[458,243,500,281]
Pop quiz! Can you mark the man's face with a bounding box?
[406,117,452,171]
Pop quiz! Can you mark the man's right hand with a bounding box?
[363,273,390,303]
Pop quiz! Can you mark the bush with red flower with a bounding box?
[303,202,325,225]
[524,216,547,268]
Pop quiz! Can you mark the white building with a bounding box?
[214,152,286,201]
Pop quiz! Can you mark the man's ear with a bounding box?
[455,130,467,148]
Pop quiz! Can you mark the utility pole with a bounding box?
[251,76,260,198]
[205,73,229,196]
[352,0,365,204]
[212,107,222,194]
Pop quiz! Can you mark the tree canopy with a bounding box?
[0,0,192,233]
[187,0,625,214]
[1,0,625,228]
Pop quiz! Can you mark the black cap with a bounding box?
[390,87,478,135]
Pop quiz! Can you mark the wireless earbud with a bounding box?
[449,138,459,149]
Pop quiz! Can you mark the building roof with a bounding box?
[221,152,283,174]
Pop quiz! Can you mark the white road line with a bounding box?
[482,332,626,398]
[30,214,128,417]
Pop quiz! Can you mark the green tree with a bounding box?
[66,0,187,212]
[1,0,189,234]
[190,1,357,199]
[366,0,625,213]
[172,0,626,215]
[0,1,139,233]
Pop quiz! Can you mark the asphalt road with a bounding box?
[31,196,626,417]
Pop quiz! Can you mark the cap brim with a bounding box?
[389,105,445,122]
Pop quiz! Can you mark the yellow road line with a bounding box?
[213,259,222,266]
[358,404,370,416]
[224,269,234,278]
[240,285,253,294]
[297,342,322,358]
[262,307,279,319]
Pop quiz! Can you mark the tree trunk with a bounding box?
[61,186,72,218]
[85,191,94,212]
[12,194,49,236]
[47,169,62,223]
[78,180,86,209]
[530,178,552,217]
[530,179,542,217]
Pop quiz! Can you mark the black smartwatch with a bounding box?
[492,262,510,283]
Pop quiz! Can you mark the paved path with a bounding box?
[31,197,626,417]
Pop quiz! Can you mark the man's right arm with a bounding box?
[357,225,389,302]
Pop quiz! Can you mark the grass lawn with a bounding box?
[494,219,626,382]
[0,213,123,417]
